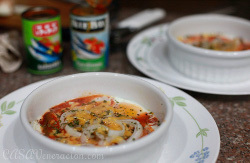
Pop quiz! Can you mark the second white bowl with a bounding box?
[167,14,250,83]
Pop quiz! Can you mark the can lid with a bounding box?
[71,4,107,17]
[22,6,60,20]
[85,0,112,10]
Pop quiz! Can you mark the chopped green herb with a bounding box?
[100,120,104,124]
[55,129,60,134]
[90,112,96,116]
[105,110,111,115]
[68,122,74,127]
[73,118,80,125]
[115,113,122,117]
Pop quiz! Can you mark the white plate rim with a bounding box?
[127,23,250,95]
[0,76,220,163]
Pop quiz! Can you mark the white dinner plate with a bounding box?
[127,24,250,95]
[0,76,220,163]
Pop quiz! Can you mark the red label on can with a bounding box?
[32,21,59,37]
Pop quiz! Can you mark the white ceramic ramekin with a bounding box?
[20,72,173,163]
[167,14,250,83]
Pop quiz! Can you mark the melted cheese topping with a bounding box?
[33,95,160,146]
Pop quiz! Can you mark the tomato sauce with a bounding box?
[36,95,160,146]
[179,33,250,51]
